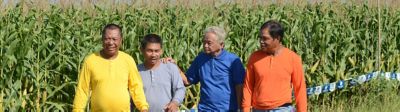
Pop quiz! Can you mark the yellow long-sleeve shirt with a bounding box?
[73,51,149,112]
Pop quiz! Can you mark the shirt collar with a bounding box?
[214,49,226,60]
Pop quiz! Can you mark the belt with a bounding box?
[279,103,292,107]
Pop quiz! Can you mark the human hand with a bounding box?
[164,101,179,112]
[161,57,176,64]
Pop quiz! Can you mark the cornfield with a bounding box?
[0,1,399,111]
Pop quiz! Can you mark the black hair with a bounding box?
[260,20,284,41]
[102,24,122,39]
[140,34,163,49]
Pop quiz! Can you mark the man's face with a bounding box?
[102,29,122,57]
[203,32,223,56]
[141,43,163,65]
[259,28,280,53]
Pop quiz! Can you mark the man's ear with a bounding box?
[140,48,144,52]
[277,36,282,42]
[272,36,281,42]
[118,36,123,43]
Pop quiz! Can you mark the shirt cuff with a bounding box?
[139,105,149,111]
[242,107,251,112]
[72,109,85,112]
[172,98,181,105]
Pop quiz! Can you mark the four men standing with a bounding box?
[73,21,307,112]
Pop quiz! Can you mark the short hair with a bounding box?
[102,24,122,39]
[140,34,163,49]
[260,20,284,41]
[203,26,226,43]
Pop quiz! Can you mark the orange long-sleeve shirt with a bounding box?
[242,48,307,112]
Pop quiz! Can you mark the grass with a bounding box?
[309,79,400,112]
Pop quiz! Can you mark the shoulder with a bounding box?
[83,52,100,63]
[251,50,264,57]
[196,52,207,59]
[284,48,302,61]
[163,62,179,72]
[224,50,240,59]
[117,51,139,69]
[223,51,244,64]
[160,63,181,78]
[118,51,136,62]
[85,53,97,60]
[119,51,133,59]
[192,52,208,63]
[247,50,264,64]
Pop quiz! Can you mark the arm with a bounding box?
[231,59,245,109]
[242,61,255,112]
[171,65,186,103]
[128,59,149,111]
[179,68,191,86]
[185,62,200,86]
[235,84,243,109]
[72,61,91,112]
[291,57,307,112]
[165,64,186,112]
[164,100,179,112]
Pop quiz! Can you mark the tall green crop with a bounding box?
[0,2,399,111]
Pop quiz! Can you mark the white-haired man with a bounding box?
[170,26,246,111]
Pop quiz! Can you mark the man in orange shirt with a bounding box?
[242,20,307,112]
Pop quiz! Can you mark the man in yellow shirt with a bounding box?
[73,24,149,112]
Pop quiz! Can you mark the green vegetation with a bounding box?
[0,1,399,111]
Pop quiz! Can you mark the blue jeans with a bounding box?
[252,105,295,112]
